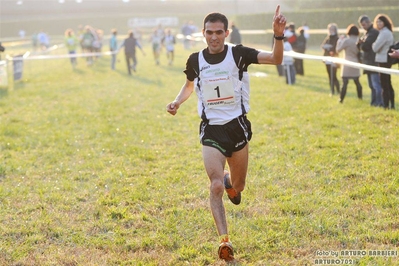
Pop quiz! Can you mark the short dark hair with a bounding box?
[358,15,370,24]
[203,13,228,31]
[346,24,359,36]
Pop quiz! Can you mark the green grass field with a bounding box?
[1,42,399,265]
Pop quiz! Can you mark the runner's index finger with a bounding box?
[275,5,280,16]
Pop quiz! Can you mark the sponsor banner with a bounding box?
[128,17,178,28]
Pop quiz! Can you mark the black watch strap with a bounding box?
[274,34,284,40]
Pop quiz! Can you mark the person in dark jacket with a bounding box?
[321,23,340,95]
[120,30,145,75]
[357,15,383,107]
[229,24,242,45]
[287,23,297,49]
[294,27,307,75]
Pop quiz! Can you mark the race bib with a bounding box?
[202,76,235,108]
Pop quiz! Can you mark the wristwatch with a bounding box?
[274,34,284,40]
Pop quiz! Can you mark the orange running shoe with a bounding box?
[218,241,235,261]
[224,172,241,205]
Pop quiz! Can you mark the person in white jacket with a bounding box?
[372,14,395,109]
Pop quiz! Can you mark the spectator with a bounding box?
[321,23,340,95]
[156,24,165,42]
[92,29,103,56]
[229,23,242,45]
[188,21,198,47]
[31,33,38,51]
[150,29,162,65]
[302,22,310,40]
[372,14,395,109]
[110,29,118,70]
[283,31,296,84]
[357,15,383,107]
[81,26,95,65]
[77,25,85,51]
[64,29,79,68]
[286,23,297,48]
[294,27,307,75]
[120,30,145,75]
[133,28,143,45]
[163,28,176,66]
[181,21,192,50]
[336,24,362,103]
[19,30,26,39]
[287,23,303,76]
[37,30,50,50]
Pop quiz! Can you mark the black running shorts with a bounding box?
[199,115,252,157]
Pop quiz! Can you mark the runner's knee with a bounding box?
[210,180,224,196]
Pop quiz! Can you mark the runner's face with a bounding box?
[203,21,229,54]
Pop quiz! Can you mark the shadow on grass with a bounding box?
[114,69,159,85]
[72,68,86,75]
[298,74,330,94]
[160,64,185,74]
[12,81,28,91]
[0,81,29,98]
[91,58,111,73]
[0,87,8,98]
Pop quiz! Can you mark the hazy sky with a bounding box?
[1,0,284,22]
